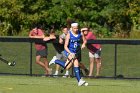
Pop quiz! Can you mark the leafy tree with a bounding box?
[0,0,139,38]
[0,0,24,35]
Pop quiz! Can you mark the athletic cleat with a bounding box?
[62,75,66,78]
[62,74,69,78]
[49,56,57,65]
[78,79,86,86]
[53,73,58,77]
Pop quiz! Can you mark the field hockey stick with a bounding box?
[60,48,81,73]
[0,56,16,66]
[60,57,74,73]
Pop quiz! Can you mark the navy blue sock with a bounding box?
[74,67,81,82]
[55,60,65,68]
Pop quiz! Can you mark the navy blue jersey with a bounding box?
[68,30,81,53]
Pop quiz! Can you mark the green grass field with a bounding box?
[0,41,140,93]
[0,75,140,93]
[0,42,140,78]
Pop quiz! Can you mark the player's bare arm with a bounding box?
[81,33,87,49]
[59,37,64,44]
[64,33,71,54]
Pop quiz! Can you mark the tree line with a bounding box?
[0,0,140,38]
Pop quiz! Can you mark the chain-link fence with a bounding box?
[0,37,140,79]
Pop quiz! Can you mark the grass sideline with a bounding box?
[0,75,140,93]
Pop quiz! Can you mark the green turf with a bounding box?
[0,42,140,78]
[0,75,140,93]
[0,41,140,93]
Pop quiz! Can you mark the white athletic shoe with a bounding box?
[53,73,58,77]
[78,79,88,86]
[49,56,57,65]
[62,74,69,78]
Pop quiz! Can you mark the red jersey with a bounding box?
[29,28,47,51]
[85,31,101,53]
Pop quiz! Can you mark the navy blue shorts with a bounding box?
[64,50,81,62]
